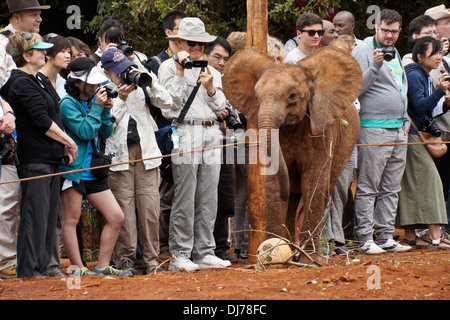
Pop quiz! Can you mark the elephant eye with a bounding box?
[288,92,297,100]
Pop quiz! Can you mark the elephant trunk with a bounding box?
[258,113,289,201]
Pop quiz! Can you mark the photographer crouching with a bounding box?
[101,48,173,275]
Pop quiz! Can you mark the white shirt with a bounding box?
[0,24,17,87]
[105,77,173,171]
[158,58,226,121]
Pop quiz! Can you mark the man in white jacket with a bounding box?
[102,48,173,275]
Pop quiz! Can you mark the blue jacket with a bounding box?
[405,63,448,134]
[59,94,114,182]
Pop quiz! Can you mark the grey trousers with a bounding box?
[323,149,356,244]
[0,165,20,271]
[354,127,407,242]
[169,124,222,259]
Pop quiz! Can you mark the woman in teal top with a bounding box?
[59,57,130,277]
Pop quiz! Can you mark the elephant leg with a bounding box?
[294,196,305,247]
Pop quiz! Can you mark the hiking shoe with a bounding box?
[73,267,96,276]
[377,238,412,252]
[359,240,386,255]
[120,259,138,275]
[143,265,163,275]
[193,254,232,268]
[94,265,133,277]
[168,255,199,272]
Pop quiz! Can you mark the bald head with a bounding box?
[333,11,355,36]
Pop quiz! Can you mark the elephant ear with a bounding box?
[297,46,362,135]
[222,48,275,127]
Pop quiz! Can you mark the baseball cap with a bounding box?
[101,48,135,74]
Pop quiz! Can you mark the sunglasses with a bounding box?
[186,40,206,47]
[300,29,325,37]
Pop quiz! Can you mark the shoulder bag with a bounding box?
[411,121,447,158]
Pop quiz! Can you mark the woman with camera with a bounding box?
[59,57,130,276]
[398,36,450,249]
[0,32,77,278]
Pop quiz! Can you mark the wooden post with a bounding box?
[246,0,268,263]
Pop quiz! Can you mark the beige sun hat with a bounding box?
[166,17,217,43]
[425,4,450,21]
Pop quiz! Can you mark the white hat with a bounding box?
[68,66,108,85]
[425,4,450,21]
[166,17,217,43]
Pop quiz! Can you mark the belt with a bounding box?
[181,119,217,127]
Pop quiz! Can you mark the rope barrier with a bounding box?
[1,139,449,185]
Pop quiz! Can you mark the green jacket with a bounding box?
[59,94,114,182]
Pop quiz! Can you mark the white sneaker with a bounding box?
[193,254,232,268]
[359,240,386,255]
[168,255,199,272]
[377,238,412,252]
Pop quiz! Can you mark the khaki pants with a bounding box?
[0,165,20,270]
[109,144,160,268]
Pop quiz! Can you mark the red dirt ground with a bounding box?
[1,248,449,302]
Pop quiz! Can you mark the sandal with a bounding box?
[419,230,450,250]
[401,238,417,249]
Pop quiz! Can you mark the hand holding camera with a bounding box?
[95,87,114,108]
[439,71,450,94]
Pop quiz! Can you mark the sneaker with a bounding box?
[73,267,96,277]
[193,254,232,268]
[120,259,138,275]
[359,240,386,255]
[0,265,17,279]
[168,255,199,272]
[93,265,134,277]
[377,238,412,252]
[142,265,163,275]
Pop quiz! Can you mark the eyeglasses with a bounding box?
[210,53,229,63]
[378,28,401,35]
[300,29,325,37]
[186,40,206,47]
[419,30,440,36]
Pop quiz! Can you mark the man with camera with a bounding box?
[100,48,172,275]
[352,9,412,254]
[158,17,229,271]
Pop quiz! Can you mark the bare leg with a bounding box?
[60,188,84,268]
[86,190,124,269]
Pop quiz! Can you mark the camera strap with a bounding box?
[174,76,202,126]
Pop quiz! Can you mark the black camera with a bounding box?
[101,85,118,99]
[219,109,244,130]
[382,46,396,61]
[117,41,134,57]
[0,136,14,160]
[120,66,152,88]
[422,118,442,137]
[173,54,208,69]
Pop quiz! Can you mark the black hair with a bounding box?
[204,36,232,56]
[407,15,437,51]
[411,36,442,64]
[99,16,125,39]
[162,11,187,33]
[102,27,125,45]
[296,12,323,31]
[43,34,71,59]
[408,15,437,37]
